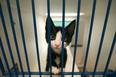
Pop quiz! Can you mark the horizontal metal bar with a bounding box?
[3,71,114,75]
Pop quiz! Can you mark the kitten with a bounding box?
[45,17,75,75]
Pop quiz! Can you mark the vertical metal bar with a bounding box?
[31,0,41,77]
[103,32,116,77]
[82,0,97,77]
[47,0,52,77]
[5,0,24,76]
[0,57,5,75]
[0,8,4,73]
[2,0,19,76]
[0,5,12,77]
[0,39,12,77]
[15,0,31,77]
[93,0,112,77]
[113,70,116,77]
[61,0,65,76]
[72,0,81,77]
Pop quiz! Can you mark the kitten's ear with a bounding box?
[65,20,76,35]
[45,17,55,30]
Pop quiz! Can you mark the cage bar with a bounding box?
[103,32,116,77]
[93,0,112,77]
[1,0,18,76]
[0,5,13,76]
[15,0,31,77]
[82,0,97,77]
[0,58,5,75]
[47,0,52,77]
[61,0,65,76]
[72,0,81,77]
[2,71,114,75]
[31,0,42,76]
[114,70,116,77]
[0,39,12,77]
[5,0,25,76]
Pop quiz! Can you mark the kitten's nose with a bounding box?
[55,43,60,48]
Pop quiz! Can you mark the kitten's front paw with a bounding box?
[52,67,60,75]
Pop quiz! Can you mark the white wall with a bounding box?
[0,3,47,72]
[71,21,85,46]
[81,13,116,73]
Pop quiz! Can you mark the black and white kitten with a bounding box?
[45,17,75,75]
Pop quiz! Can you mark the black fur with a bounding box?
[45,48,67,71]
[45,17,75,73]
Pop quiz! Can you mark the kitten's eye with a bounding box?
[62,37,67,42]
[50,35,55,40]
